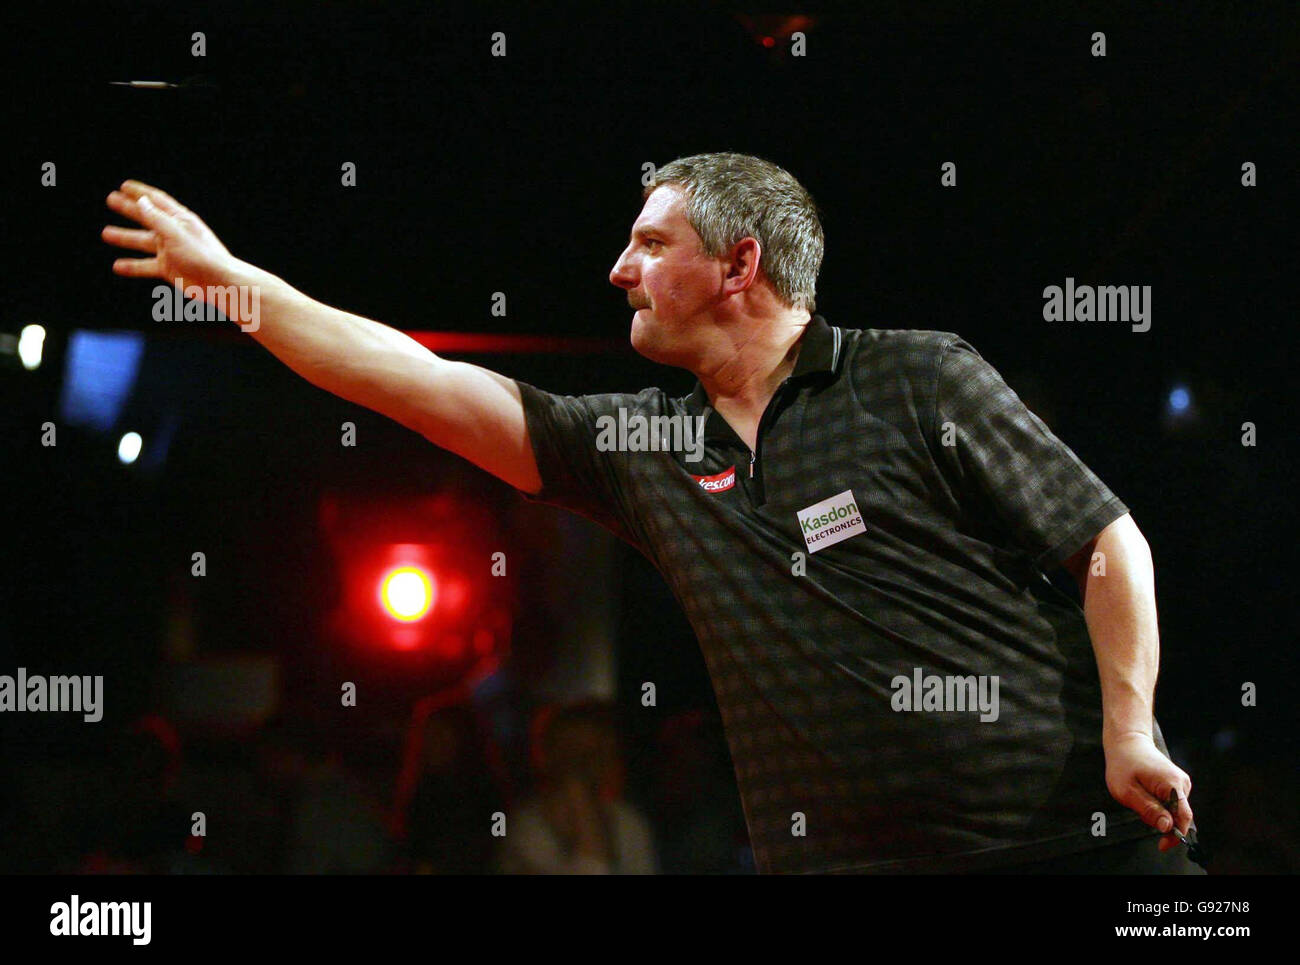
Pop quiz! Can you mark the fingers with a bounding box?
[104,192,166,278]
[1127,779,1195,845]
[101,225,157,254]
[1171,787,1195,836]
[118,179,188,216]
[1129,783,1176,833]
[1156,788,1195,853]
[106,189,171,232]
[111,256,161,277]
[105,189,141,222]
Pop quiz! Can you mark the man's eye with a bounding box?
[646,239,662,249]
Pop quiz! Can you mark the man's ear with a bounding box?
[724,237,762,289]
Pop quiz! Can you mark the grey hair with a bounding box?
[643,152,824,313]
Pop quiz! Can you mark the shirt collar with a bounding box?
[684,313,840,420]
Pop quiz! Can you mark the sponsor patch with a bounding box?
[692,466,736,493]
[796,489,865,553]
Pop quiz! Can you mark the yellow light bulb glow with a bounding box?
[380,567,435,622]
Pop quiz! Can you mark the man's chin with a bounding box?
[629,312,651,351]
[630,330,662,367]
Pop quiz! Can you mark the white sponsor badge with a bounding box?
[796,489,866,554]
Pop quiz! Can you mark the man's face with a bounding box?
[609,184,724,366]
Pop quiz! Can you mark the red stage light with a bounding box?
[379,566,435,622]
[319,496,513,680]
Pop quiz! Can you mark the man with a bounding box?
[102,152,1200,874]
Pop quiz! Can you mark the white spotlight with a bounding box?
[18,325,46,370]
[118,431,143,464]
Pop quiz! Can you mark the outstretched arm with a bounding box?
[103,181,541,494]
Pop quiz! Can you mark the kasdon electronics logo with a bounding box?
[797,489,866,553]
[692,466,736,493]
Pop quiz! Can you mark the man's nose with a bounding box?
[609,249,636,289]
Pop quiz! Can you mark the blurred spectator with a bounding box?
[284,748,392,874]
[249,712,392,873]
[499,700,654,874]
[74,714,214,873]
[251,714,318,872]
[394,701,508,874]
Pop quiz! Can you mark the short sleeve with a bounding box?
[514,378,641,547]
[932,337,1128,570]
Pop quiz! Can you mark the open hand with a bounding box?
[102,180,235,293]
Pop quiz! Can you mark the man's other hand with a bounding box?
[1104,731,1195,853]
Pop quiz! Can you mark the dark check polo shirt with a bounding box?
[514,315,1173,873]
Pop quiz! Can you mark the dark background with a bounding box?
[1,0,1296,874]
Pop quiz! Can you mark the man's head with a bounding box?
[609,152,824,368]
